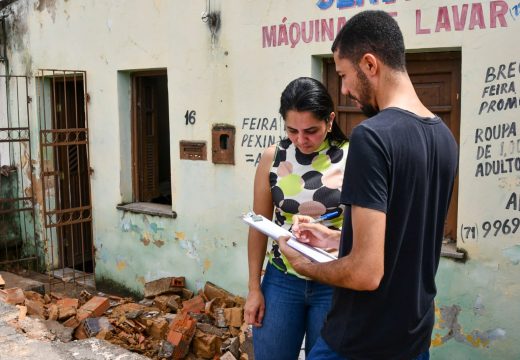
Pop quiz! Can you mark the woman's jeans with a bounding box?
[253,262,334,360]
[308,336,431,360]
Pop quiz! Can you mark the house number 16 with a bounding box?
[185,110,196,125]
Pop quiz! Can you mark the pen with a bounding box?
[310,210,340,223]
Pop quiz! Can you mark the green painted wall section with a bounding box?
[431,258,519,359]
[94,209,248,297]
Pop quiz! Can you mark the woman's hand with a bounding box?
[244,288,265,327]
[292,215,341,249]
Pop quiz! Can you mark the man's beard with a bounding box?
[354,67,379,118]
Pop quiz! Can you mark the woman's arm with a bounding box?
[245,145,276,327]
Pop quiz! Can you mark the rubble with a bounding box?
[0,275,253,359]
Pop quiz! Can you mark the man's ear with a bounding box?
[361,54,378,76]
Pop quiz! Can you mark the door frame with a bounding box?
[323,51,461,240]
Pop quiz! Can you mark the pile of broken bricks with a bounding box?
[0,274,253,360]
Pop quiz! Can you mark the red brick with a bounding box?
[57,298,79,309]
[144,277,184,298]
[47,304,59,321]
[57,297,79,320]
[181,288,194,300]
[166,313,196,359]
[203,282,245,307]
[192,329,222,359]
[74,322,88,340]
[204,281,235,301]
[148,318,169,340]
[76,309,91,322]
[24,291,44,303]
[63,316,80,329]
[58,306,77,320]
[181,295,205,314]
[77,296,110,319]
[168,331,183,345]
[170,277,185,288]
[224,307,244,328]
[0,288,25,305]
[25,299,45,318]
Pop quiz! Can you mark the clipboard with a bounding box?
[242,212,337,263]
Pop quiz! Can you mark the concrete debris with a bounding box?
[0,287,25,305]
[0,274,252,359]
[144,276,185,298]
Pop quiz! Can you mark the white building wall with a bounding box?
[3,0,520,356]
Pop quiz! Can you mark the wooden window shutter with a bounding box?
[137,77,159,202]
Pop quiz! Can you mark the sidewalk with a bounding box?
[0,301,148,360]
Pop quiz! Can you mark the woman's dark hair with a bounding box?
[279,77,347,144]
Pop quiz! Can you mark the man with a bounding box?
[278,10,458,360]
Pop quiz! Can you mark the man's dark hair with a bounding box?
[279,77,347,144]
[332,10,406,71]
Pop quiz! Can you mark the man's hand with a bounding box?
[277,236,313,275]
[244,288,265,327]
[292,215,341,249]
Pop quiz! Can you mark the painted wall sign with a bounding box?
[262,1,511,48]
[316,0,396,10]
[240,116,284,166]
[416,2,509,34]
[460,58,520,242]
[479,61,519,115]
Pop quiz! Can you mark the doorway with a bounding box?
[323,52,461,240]
[131,71,171,205]
[38,70,94,276]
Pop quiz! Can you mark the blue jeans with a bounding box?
[308,336,431,360]
[253,263,334,360]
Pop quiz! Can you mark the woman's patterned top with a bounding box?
[268,138,348,276]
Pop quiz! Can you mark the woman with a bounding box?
[244,77,349,359]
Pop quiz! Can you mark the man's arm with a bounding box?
[279,205,386,291]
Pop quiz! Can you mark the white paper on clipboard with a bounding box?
[242,212,337,263]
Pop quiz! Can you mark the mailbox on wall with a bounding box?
[212,124,235,165]
[180,141,207,161]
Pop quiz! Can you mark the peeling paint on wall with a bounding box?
[116,260,127,271]
[153,239,164,248]
[502,244,520,265]
[203,259,212,273]
[35,0,58,22]
[149,222,163,233]
[5,1,33,75]
[473,294,485,316]
[433,304,506,348]
[141,232,152,246]
[178,236,201,263]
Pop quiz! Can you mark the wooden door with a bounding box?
[323,52,461,240]
[133,75,160,202]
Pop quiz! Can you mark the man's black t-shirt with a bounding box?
[321,108,458,360]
